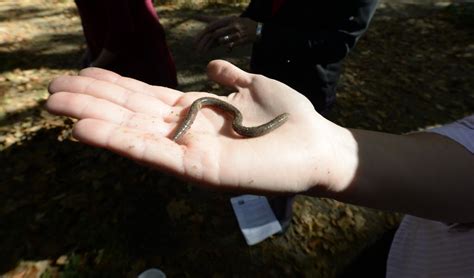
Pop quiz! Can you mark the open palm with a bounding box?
[46,60,332,194]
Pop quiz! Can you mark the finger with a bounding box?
[46,92,175,135]
[195,31,211,51]
[201,34,218,52]
[214,26,239,43]
[196,32,215,53]
[193,14,218,23]
[217,33,234,46]
[49,74,172,117]
[194,18,230,45]
[207,60,253,89]
[72,119,185,175]
[225,42,234,52]
[202,17,233,34]
[226,39,243,49]
[79,67,182,106]
[196,17,237,51]
[46,92,174,135]
[224,32,245,49]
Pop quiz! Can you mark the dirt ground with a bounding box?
[1,0,473,277]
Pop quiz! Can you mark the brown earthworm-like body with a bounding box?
[172,97,289,141]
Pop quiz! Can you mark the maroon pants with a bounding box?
[75,0,177,88]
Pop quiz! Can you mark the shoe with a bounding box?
[138,268,166,278]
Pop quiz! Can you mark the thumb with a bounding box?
[206,60,253,89]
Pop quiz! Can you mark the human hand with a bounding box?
[46,60,349,195]
[195,16,258,53]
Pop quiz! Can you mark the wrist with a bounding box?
[306,120,359,194]
[329,126,359,191]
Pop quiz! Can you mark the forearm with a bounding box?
[309,125,474,223]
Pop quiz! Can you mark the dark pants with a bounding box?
[250,46,342,113]
[338,228,397,277]
[267,196,295,231]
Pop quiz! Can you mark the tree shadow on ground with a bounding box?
[0,33,84,73]
[0,127,210,275]
[1,127,316,277]
[0,6,42,22]
[0,4,78,22]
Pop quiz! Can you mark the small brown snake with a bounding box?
[172,97,289,141]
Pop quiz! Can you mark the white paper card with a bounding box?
[230,195,282,246]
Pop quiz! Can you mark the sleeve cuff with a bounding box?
[427,115,474,154]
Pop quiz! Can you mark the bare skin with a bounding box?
[46,60,474,223]
[195,16,258,52]
[46,60,327,195]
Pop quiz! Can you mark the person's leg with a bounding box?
[267,196,294,232]
[138,268,166,278]
[121,0,177,87]
[74,0,106,61]
[338,228,398,277]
